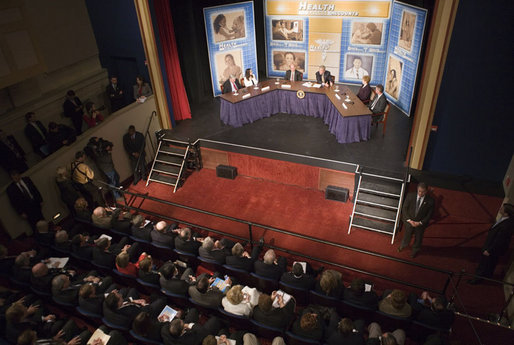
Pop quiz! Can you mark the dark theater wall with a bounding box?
[423,0,514,182]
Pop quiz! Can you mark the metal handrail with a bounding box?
[134,111,157,177]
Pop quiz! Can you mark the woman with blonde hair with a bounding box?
[315,269,343,298]
[55,166,80,214]
[222,284,260,316]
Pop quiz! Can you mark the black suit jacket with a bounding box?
[24,121,47,151]
[225,245,261,272]
[92,248,116,268]
[7,177,43,216]
[138,270,160,285]
[199,247,228,264]
[175,237,201,255]
[106,84,124,111]
[132,224,153,242]
[284,69,303,81]
[123,131,145,157]
[252,299,295,329]
[482,217,514,256]
[63,97,84,119]
[343,288,379,309]
[0,135,27,172]
[161,322,208,345]
[160,276,190,296]
[222,78,242,94]
[79,295,104,315]
[401,192,435,230]
[369,93,387,114]
[315,70,332,85]
[151,229,176,248]
[280,272,315,290]
[356,84,371,102]
[254,259,287,280]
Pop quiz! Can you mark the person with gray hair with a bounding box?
[199,236,234,264]
[54,229,71,252]
[131,214,152,242]
[35,219,54,246]
[174,227,203,255]
[222,74,242,94]
[150,220,179,248]
[254,249,287,280]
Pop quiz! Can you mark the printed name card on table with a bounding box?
[281,84,292,89]
[261,86,270,92]
[242,93,251,99]
[335,94,341,100]
[342,103,348,109]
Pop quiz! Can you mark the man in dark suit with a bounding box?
[151,220,178,248]
[23,112,49,157]
[71,233,97,261]
[7,170,43,230]
[398,182,435,258]
[137,256,160,285]
[123,125,146,185]
[225,241,263,272]
[254,249,287,280]
[284,63,303,81]
[315,65,332,87]
[62,90,84,135]
[198,236,232,264]
[252,292,295,330]
[106,76,125,112]
[161,314,223,345]
[469,203,514,284]
[188,275,228,308]
[159,261,194,295]
[131,214,153,242]
[343,278,378,309]
[174,228,202,255]
[46,122,76,153]
[369,84,387,120]
[222,75,241,94]
[0,129,28,173]
[92,237,133,269]
[280,262,315,290]
[103,288,146,328]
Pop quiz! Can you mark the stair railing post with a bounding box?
[135,111,157,179]
[248,223,253,249]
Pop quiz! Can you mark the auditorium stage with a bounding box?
[165,84,413,175]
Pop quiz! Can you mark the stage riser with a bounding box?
[202,147,355,197]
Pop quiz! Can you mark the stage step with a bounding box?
[146,139,201,192]
[349,167,407,244]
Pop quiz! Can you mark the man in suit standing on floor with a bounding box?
[106,76,125,112]
[123,125,147,185]
[6,170,43,231]
[397,182,434,258]
[468,203,514,284]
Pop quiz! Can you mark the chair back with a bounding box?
[223,264,251,285]
[217,307,252,330]
[309,290,341,312]
[279,281,310,306]
[161,288,188,307]
[374,310,411,333]
[340,300,376,323]
[112,268,137,287]
[136,277,161,295]
[76,306,102,324]
[409,320,451,342]
[285,331,322,345]
[249,318,284,339]
[197,255,225,275]
[250,272,279,294]
[151,242,175,261]
[173,248,198,269]
[187,297,218,317]
[101,316,130,332]
[129,330,163,345]
[30,285,51,298]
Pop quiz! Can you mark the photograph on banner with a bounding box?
[212,11,246,43]
[271,19,304,41]
[344,54,373,80]
[399,10,416,51]
[350,21,384,45]
[385,55,403,100]
[272,50,306,72]
[215,49,243,87]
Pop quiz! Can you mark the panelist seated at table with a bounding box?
[222,75,242,94]
[284,64,303,82]
[357,75,372,102]
[368,84,387,119]
[243,68,258,87]
[315,65,332,87]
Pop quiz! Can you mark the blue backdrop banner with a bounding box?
[204,2,258,97]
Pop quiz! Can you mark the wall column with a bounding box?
[408,0,459,169]
[133,0,172,129]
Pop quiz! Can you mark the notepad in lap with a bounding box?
[158,305,178,322]
[46,257,69,269]
[272,290,291,308]
[99,234,112,241]
[87,328,111,345]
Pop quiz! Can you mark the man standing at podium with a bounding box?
[398,182,434,258]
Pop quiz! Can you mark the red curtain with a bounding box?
[153,0,191,121]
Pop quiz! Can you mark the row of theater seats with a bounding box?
[6,215,450,345]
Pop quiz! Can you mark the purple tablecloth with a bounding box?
[220,90,371,143]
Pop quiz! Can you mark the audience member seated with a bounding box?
[31,262,76,294]
[410,292,454,329]
[326,317,365,345]
[52,271,113,306]
[74,197,92,222]
[254,249,287,280]
[16,319,90,345]
[290,306,334,342]
[55,167,81,215]
[199,236,233,264]
[138,255,160,285]
[175,227,202,254]
[225,241,263,272]
[159,261,194,295]
[315,269,343,298]
[84,101,105,128]
[92,237,137,269]
[189,274,231,309]
[133,75,153,102]
[379,289,412,318]
[92,207,121,229]
[161,313,224,345]
[356,75,372,102]
[131,214,152,241]
[132,310,165,343]
[103,288,152,328]
[54,229,71,252]
[47,122,76,153]
[280,262,315,290]
[222,285,260,317]
[151,220,178,248]
[71,233,97,260]
[366,322,405,345]
[343,278,379,309]
[252,291,295,329]
[79,282,117,315]
[116,250,148,277]
[12,250,38,283]
[35,220,55,247]
[24,112,49,157]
